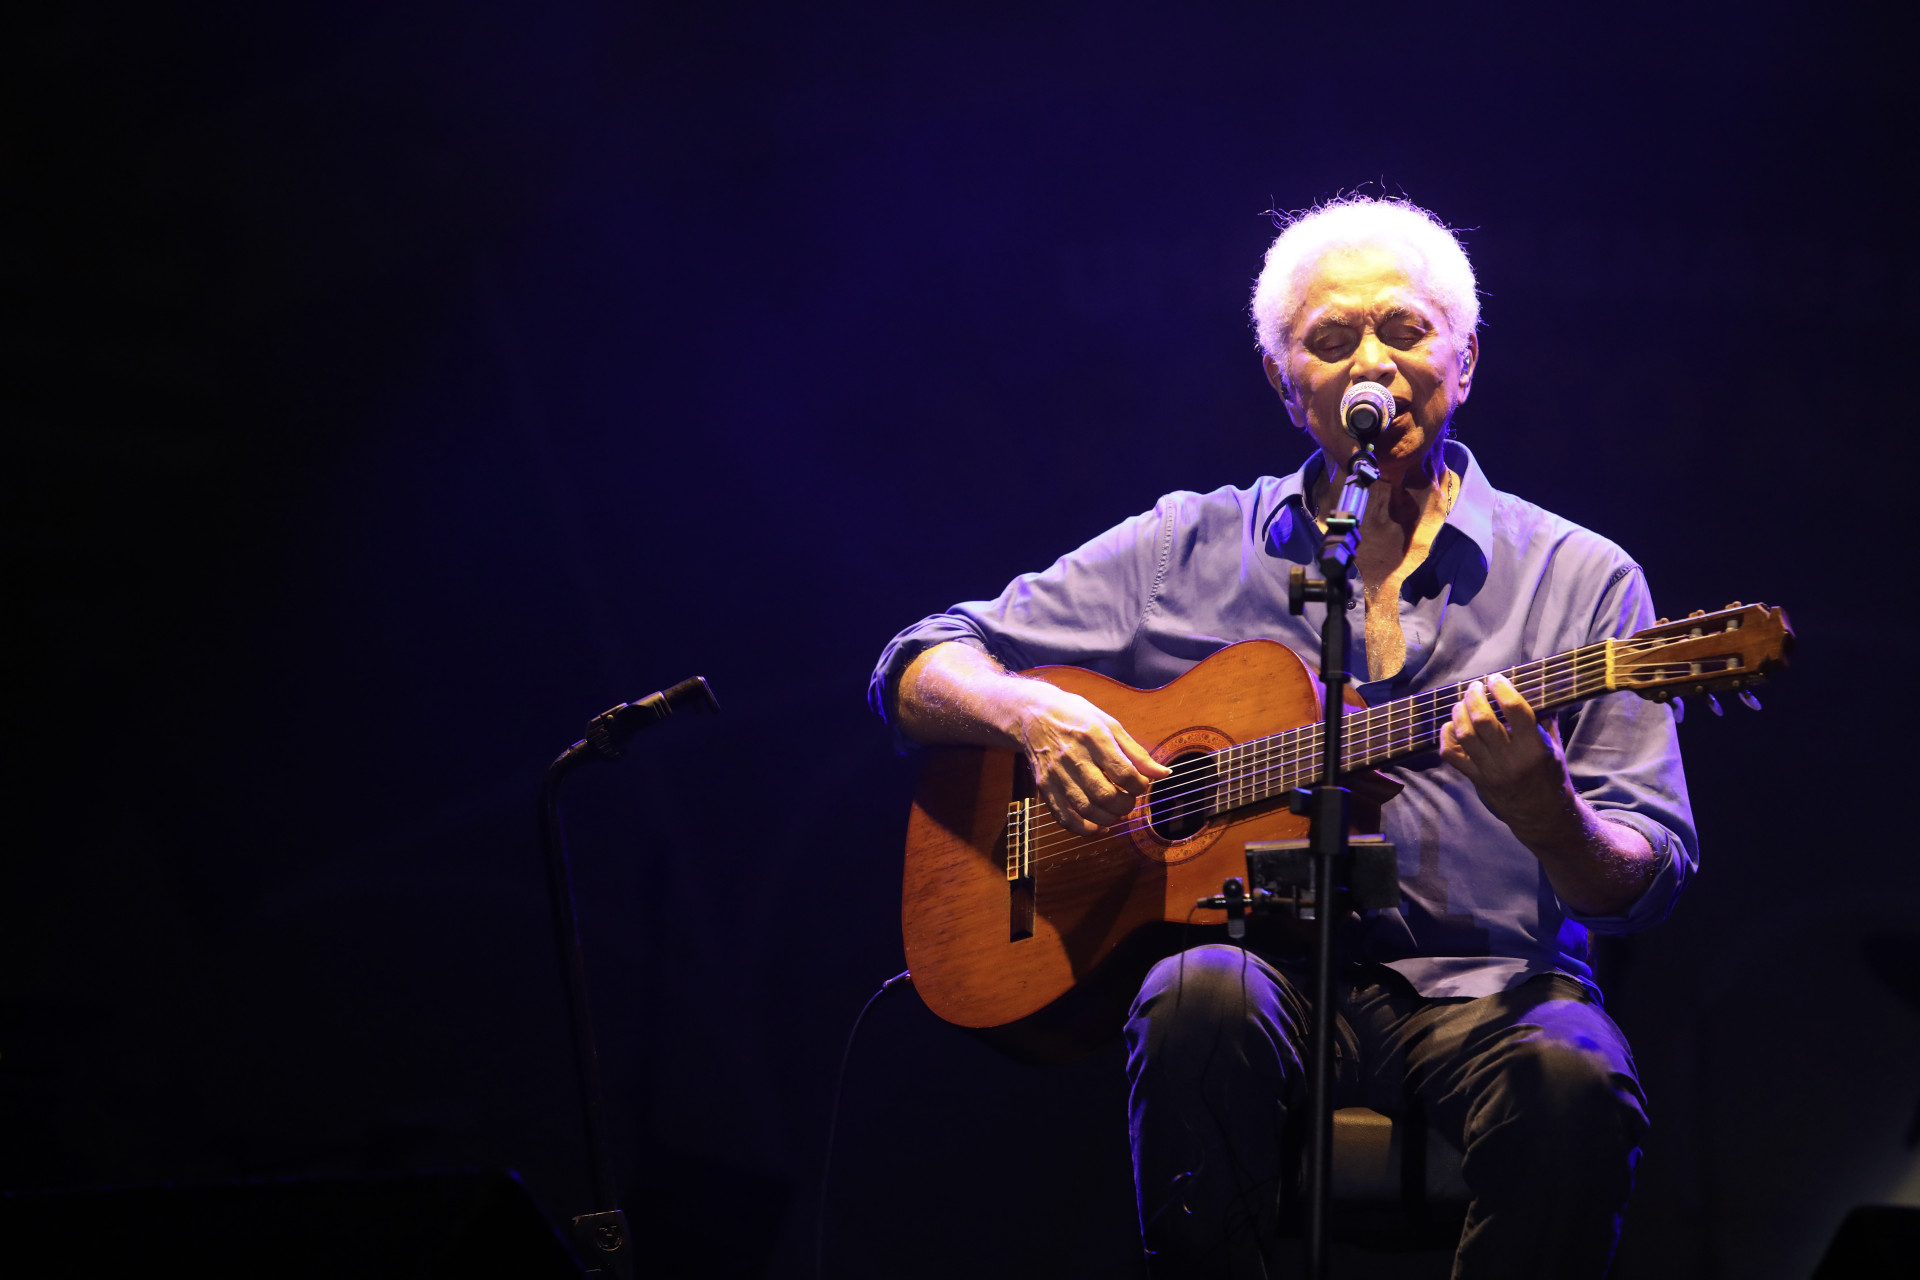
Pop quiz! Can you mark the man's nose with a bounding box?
[1352,331,1395,383]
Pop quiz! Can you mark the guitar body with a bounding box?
[902,639,1327,1063]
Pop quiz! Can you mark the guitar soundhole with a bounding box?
[1148,751,1217,843]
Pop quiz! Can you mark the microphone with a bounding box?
[628,676,720,723]
[583,676,721,759]
[1339,381,1395,444]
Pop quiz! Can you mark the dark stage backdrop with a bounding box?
[8,3,1916,1277]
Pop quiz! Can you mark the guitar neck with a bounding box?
[1214,639,1620,811]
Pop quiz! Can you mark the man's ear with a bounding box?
[1262,353,1289,398]
[1456,330,1479,403]
[1262,354,1302,428]
[1259,353,1305,433]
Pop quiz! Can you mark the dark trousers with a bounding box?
[1125,945,1648,1279]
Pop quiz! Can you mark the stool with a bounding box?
[1285,1108,1471,1251]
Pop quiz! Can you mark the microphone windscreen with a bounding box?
[659,676,721,716]
[1338,381,1395,443]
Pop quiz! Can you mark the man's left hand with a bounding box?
[1438,674,1572,828]
[1439,672,1661,915]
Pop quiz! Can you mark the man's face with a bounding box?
[1262,243,1477,480]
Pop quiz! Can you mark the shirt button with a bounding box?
[1346,598,1359,611]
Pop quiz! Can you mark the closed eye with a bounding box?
[1307,325,1359,360]
[1380,317,1431,349]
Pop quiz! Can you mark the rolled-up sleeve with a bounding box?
[867,502,1170,741]
[1559,563,1698,934]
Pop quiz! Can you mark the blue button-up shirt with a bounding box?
[870,441,1696,999]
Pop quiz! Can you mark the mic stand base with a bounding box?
[571,1210,634,1278]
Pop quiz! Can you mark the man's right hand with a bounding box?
[896,641,1171,836]
[1015,684,1171,836]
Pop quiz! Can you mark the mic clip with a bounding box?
[584,716,625,760]
[1195,877,1275,941]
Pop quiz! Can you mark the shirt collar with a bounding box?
[1261,439,1496,565]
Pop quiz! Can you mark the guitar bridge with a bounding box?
[1005,798,1034,940]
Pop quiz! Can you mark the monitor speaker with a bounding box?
[1811,1205,1920,1280]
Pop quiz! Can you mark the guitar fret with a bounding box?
[1005,799,1028,882]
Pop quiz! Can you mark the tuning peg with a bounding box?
[1655,616,1670,626]
[1706,693,1723,716]
[1671,698,1685,724]
[1724,601,1743,610]
[1688,609,1706,618]
[1737,689,1762,711]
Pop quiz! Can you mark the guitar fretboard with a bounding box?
[1209,639,1618,811]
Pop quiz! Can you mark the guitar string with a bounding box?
[1015,648,1618,869]
[1014,644,1713,875]
[1017,673,1585,873]
[1110,643,1613,815]
[1005,628,1701,856]
[1096,629,1720,828]
[1012,639,1708,872]
[1018,701,1589,872]
[1011,632,1723,872]
[1014,644,1616,859]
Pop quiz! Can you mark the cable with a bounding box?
[816,969,912,1280]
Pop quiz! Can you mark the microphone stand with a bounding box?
[538,676,720,1278]
[1286,444,1380,1280]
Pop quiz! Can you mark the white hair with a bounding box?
[1249,196,1479,359]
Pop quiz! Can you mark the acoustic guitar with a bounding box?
[900,603,1793,1062]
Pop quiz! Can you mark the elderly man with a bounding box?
[868,196,1695,1277]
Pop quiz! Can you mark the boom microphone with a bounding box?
[1339,381,1395,443]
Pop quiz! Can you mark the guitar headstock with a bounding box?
[1615,602,1794,706]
